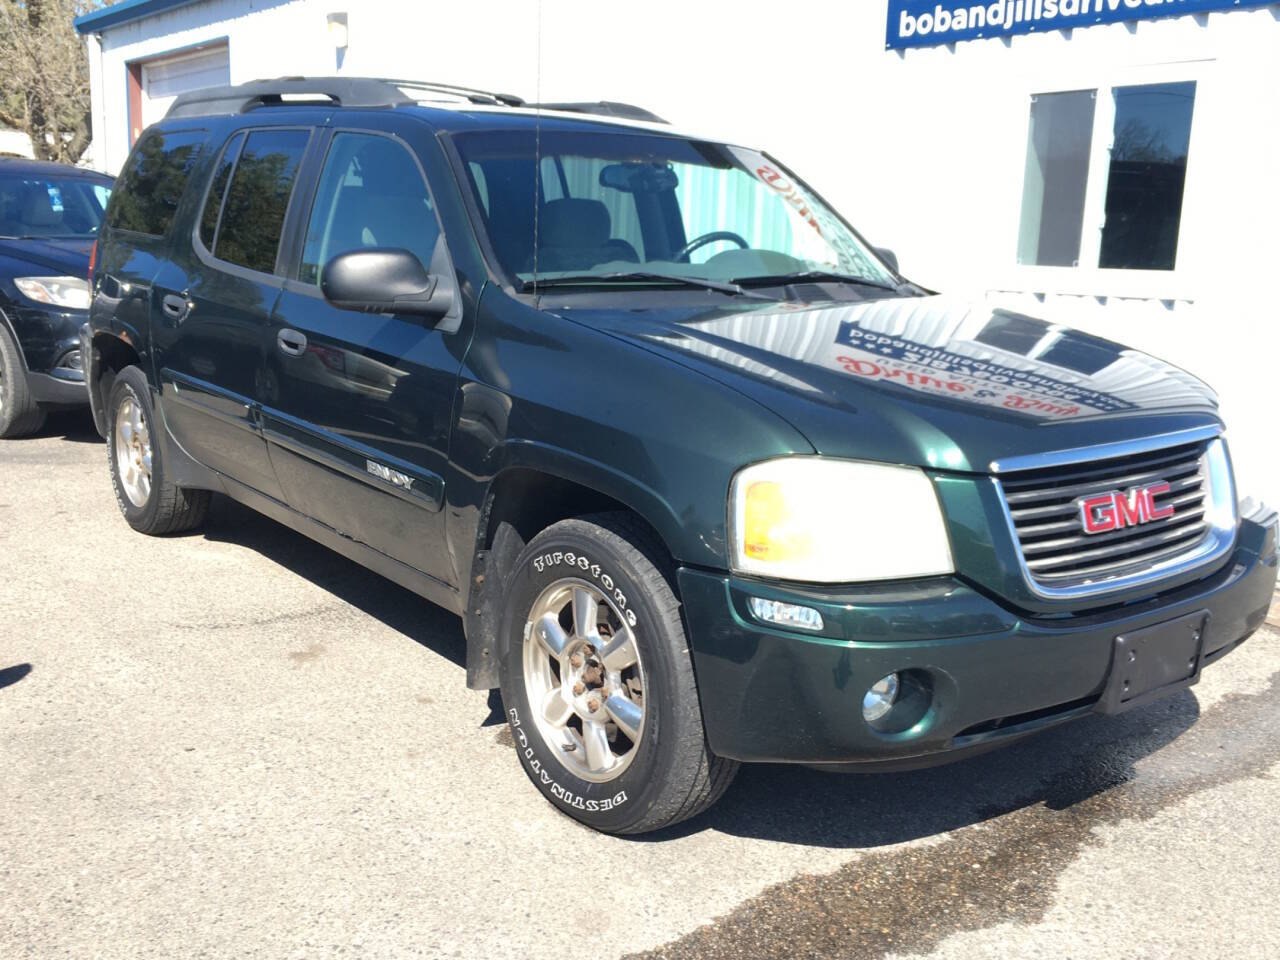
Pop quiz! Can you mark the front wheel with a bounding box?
[0,324,46,438]
[107,365,210,535]
[498,514,737,834]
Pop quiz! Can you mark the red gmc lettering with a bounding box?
[1078,482,1174,535]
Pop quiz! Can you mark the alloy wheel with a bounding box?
[114,395,153,507]
[522,579,647,783]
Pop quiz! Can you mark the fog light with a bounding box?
[748,597,823,632]
[862,673,900,723]
[56,348,82,372]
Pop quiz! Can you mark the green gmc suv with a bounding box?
[83,78,1278,834]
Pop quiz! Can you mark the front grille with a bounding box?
[997,439,1213,589]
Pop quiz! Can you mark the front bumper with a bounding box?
[679,511,1278,767]
[26,369,87,405]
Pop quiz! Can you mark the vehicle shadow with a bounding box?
[0,663,32,691]
[183,493,1205,852]
[648,689,1199,849]
[199,494,467,670]
[37,408,101,443]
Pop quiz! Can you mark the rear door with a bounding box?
[262,123,470,587]
[95,127,207,372]
[151,125,314,499]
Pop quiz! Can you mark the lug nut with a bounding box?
[572,682,585,696]
[568,653,583,668]
[586,698,600,712]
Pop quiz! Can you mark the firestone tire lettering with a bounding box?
[530,550,638,627]
[508,707,628,812]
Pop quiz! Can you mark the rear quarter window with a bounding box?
[211,128,310,274]
[106,129,207,237]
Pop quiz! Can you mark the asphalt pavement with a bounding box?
[2,411,1279,959]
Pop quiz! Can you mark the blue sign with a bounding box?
[887,0,1274,50]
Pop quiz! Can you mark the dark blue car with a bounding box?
[0,158,113,437]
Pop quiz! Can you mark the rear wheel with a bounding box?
[0,325,46,439]
[107,365,210,535]
[498,514,737,834]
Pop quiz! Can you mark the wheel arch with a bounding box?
[460,450,689,691]
[0,306,29,372]
[86,329,142,438]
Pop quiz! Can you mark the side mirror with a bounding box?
[874,247,900,274]
[321,248,453,320]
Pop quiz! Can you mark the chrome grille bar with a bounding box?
[992,429,1238,600]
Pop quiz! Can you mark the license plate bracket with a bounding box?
[1097,610,1210,715]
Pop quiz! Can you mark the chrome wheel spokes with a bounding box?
[114,395,153,507]
[522,578,647,783]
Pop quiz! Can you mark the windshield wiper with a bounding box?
[731,270,901,293]
[522,271,773,300]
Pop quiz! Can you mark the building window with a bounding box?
[1017,90,1096,268]
[1099,82,1196,271]
[1016,79,1197,275]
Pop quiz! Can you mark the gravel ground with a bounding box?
[2,411,1278,960]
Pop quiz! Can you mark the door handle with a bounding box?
[161,292,192,323]
[277,328,308,357]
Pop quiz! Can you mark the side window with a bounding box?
[468,161,490,215]
[213,128,310,274]
[1015,80,1197,273]
[1098,81,1195,271]
[107,129,206,237]
[1016,90,1096,268]
[299,132,440,285]
[198,132,244,251]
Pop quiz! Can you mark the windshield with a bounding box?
[453,130,896,290]
[0,172,113,239]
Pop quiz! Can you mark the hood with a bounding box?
[0,235,93,277]
[556,295,1222,473]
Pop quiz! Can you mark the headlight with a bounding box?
[729,457,954,583]
[14,276,91,310]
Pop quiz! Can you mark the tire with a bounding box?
[106,365,210,535]
[0,324,46,439]
[498,513,738,834]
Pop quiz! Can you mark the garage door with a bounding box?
[140,45,230,129]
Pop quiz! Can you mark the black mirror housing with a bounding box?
[321,248,453,319]
[874,246,900,274]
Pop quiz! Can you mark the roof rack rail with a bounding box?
[165,76,526,119]
[529,101,668,124]
[375,78,525,107]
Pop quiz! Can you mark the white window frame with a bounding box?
[1003,58,1213,302]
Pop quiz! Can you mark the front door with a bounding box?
[261,128,470,588]
[153,127,313,500]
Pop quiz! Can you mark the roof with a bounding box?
[0,157,114,180]
[74,0,204,35]
[158,77,721,144]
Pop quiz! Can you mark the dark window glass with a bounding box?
[107,129,206,236]
[1037,332,1116,376]
[974,311,1047,357]
[1016,90,1096,267]
[299,132,439,285]
[214,129,309,274]
[0,174,112,238]
[1099,81,1196,271]
[198,132,244,251]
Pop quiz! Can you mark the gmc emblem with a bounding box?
[1078,482,1175,535]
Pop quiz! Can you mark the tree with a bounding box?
[0,1,102,164]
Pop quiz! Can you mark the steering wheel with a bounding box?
[673,230,749,263]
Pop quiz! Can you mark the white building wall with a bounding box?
[84,0,1280,504]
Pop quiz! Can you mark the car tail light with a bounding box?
[88,239,97,287]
